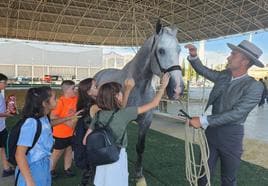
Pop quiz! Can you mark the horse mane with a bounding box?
[123,35,155,80]
[123,26,175,77]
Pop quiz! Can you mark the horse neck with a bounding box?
[123,37,154,82]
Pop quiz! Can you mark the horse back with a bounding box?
[94,68,125,87]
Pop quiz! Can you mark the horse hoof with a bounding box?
[136,177,147,186]
[135,166,144,179]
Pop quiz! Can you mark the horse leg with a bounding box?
[135,113,152,179]
[135,130,146,178]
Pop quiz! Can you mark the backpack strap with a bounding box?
[15,118,42,186]
[98,109,126,146]
[27,118,42,153]
[106,109,119,127]
[95,109,118,128]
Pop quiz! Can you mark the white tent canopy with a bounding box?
[0,0,268,46]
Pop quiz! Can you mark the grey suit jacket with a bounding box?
[188,57,264,127]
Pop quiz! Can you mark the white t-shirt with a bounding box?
[0,93,6,132]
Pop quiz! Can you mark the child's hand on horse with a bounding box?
[124,78,135,90]
[160,73,170,89]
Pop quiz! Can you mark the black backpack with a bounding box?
[86,110,122,166]
[72,115,91,169]
[6,117,42,166]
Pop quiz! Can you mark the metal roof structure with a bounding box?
[1,0,268,46]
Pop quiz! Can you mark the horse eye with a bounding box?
[158,48,165,55]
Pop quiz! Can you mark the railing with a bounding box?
[6,84,61,89]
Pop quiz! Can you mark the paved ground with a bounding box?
[161,99,268,143]
[1,102,268,185]
[152,109,268,169]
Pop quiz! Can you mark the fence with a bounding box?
[0,63,103,81]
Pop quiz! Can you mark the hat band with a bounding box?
[238,44,258,58]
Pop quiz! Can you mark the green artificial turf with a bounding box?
[5,117,268,186]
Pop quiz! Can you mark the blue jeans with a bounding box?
[16,157,51,186]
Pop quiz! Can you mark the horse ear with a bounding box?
[156,20,162,34]
[171,26,178,37]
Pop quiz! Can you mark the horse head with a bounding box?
[150,22,184,100]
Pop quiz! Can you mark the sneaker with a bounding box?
[64,168,75,177]
[51,170,58,179]
[2,168,15,177]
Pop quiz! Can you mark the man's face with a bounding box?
[0,80,7,90]
[226,50,249,71]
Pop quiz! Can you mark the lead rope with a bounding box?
[184,80,211,186]
[184,122,210,186]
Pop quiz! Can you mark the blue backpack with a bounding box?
[6,118,42,166]
[6,118,42,186]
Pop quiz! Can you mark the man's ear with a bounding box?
[244,56,252,69]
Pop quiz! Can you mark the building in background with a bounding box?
[0,40,137,84]
[0,40,103,83]
[249,66,268,80]
[103,51,134,69]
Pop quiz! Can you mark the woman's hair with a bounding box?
[0,73,8,81]
[97,82,122,110]
[22,86,52,119]
[77,78,96,116]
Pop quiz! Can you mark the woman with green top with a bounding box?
[84,73,170,186]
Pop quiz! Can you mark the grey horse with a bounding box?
[94,23,184,180]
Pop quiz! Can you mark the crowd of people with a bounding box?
[0,71,169,186]
[0,39,266,186]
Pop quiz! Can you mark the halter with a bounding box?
[151,35,182,73]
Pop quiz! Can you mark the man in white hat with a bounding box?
[185,40,264,186]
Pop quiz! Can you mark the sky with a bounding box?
[194,30,268,66]
[102,30,268,67]
[1,30,267,67]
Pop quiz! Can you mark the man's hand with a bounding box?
[184,44,198,57]
[189,117,202,128]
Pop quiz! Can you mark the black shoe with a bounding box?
[64,168,75,177]
[51,170,58,179]
[2,168,15,177]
